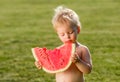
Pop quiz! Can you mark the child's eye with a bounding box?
[60,33,64,36]
[68,31,74,34]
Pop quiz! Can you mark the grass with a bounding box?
[0,0,120,82]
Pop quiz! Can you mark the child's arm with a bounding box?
[72,46,92,74]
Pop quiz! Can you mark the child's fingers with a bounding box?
[71,52,80,63]
[71,52,77,63]
[34,61,42,69]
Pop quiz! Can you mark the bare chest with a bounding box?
[55,64,84,82]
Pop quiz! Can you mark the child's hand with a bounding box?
[71,52,80,63]
[35,61,42,69]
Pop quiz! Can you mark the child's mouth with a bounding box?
[65,40,72,43]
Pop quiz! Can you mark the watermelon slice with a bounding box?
[31,43,75,73]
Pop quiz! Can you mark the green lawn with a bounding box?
[0,0,120,82]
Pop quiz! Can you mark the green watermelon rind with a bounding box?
[31,43,76,73]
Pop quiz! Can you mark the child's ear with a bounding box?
[77,26,80,34]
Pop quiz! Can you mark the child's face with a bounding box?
[56,24,79,44]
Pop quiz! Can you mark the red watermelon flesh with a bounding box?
[32,43,75,73]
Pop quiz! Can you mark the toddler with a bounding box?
[35,6,92,82]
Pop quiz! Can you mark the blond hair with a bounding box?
[52,6,81,29]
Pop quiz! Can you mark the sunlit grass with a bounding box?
[0,0,120,82]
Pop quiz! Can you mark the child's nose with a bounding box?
[65,33,70,39]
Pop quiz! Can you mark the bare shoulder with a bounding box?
[77,43,91,56]
[77,43,92,65]
[81,45,89,53]
[77,43,89,51]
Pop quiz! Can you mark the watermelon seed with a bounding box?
[62,59,64,62]
[60,63,63,65]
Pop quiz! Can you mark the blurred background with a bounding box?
[0,0,120,82]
